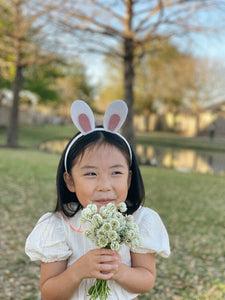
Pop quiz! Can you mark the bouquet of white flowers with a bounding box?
[81,202,141,300]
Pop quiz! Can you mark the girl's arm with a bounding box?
[112,252,156,294]
[40,249,119,300]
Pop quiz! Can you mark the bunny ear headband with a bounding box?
[64,100,132,172]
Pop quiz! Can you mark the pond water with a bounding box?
[39,140,225,175]
[136,145,225,175]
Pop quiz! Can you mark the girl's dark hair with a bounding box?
[55,130,145,216]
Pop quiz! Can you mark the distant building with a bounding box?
[134,100,225,137]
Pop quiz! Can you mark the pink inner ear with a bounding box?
[78,113,92,132]
[108,114,120,131]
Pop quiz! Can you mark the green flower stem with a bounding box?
[88,279,111,300]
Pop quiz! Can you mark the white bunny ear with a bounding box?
[103,100,128,132]
[70,100,95,134]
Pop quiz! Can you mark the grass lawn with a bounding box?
[0,124,77,148]
[0,147,224,300]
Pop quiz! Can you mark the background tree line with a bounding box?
[0,0,225,148]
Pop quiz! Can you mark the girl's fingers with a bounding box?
[81,249,120,279]
[90,249,118,263]
[100,261,118,271]
[95,249,116,256]
[97,272,114,280]
[99,255,118,263]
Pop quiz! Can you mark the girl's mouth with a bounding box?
[95,199,113,206]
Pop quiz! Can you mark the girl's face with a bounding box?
[64,143,132,209]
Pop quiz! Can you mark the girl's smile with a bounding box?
[64,143,132,209]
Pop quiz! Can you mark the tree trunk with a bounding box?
[7,65,23,147]
[122,37,136,152]
[122,0,136,152]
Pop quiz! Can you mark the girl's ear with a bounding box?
[63,172,76,193]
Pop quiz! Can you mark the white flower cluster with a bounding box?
[81,202,141,251]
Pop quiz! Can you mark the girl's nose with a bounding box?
[97,176,112,191]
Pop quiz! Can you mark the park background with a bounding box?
[1,1,225,299]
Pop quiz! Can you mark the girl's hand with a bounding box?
[110,251,122,278]
[40,249,119,300]
[74,249,119,281]
[112,252,156,294]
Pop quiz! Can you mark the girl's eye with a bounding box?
[84,172,96,176]
[112,171,122,175]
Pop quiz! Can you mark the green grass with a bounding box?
[0,124,77,148]
[140,167,225,299]
[1,148,225,300]
[0,148,59,300]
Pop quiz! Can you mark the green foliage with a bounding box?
[60,60,95,105]
[22,60,95,105]
[0,58,95,105]
[23,64,64,103]
[135,39,192,114]
[0,76,11,89]
[0,1,22,81]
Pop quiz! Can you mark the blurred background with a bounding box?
[0,1,225,299]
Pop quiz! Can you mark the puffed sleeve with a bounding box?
[25,212,72,263]
[132,207,170,258]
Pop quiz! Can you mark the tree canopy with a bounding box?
[43,0,225,148]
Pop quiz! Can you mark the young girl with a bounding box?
[25,100,170,300]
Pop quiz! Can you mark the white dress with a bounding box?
[25,206,170,299]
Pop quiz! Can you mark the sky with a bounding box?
[74,1,225,86]
[175,33,225,60]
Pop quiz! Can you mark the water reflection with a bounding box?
[39,140,225,175]
[137,145,225,174]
